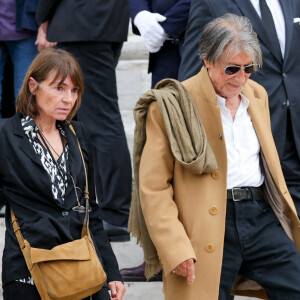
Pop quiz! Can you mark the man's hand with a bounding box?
[172,258,195,284]
[108,281,126,300]
[35,21,57,52]
[134,10,168,53]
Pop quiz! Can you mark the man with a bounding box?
[136,14,300,299]
[179,0,300,217]
[129,0,191,88]
[35,0,132,241]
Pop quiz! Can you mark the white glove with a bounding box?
[134,10,168,53]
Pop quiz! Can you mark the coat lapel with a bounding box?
[242,84,282,187]
[13,113,43,168]
[234,0,283,64]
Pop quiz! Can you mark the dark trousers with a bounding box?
[219,197,300,300]
[3,281,110,300]
[149,41,181,88]
[61,41,132,227]
[281,110,300,217]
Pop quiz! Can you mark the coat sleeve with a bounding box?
[139,102,197,275]
[160,0,191,39]
[35,0,61,24]
[75,122,122,283]
[178,0,215,80]
[129,0,151,20]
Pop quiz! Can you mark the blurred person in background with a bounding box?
[129,0,191,88]
[35,0,132,242]
[0,0,42,118]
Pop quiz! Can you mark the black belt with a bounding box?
[227,186,264,201]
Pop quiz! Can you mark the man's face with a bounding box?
[204,50,253,100]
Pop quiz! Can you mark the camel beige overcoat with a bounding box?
[139,67,300,300]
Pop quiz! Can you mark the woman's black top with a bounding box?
[0,113,122,285]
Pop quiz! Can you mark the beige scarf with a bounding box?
[128,79,218,279]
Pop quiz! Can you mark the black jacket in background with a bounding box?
[0,113,122,285]
[15,0,39,31]
[35,0,129,43]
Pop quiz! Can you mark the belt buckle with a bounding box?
[232,187,242,201]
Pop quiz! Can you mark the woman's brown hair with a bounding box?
[16,48,84,122]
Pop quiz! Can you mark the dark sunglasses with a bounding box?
[222,63,260,75]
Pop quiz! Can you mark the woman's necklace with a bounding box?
[38,129,61,158]
[38,128,67,183]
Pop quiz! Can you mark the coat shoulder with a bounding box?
[0,115,16,139]
[0,117,11,131]
[68,120,85,138]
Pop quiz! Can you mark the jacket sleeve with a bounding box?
[129,0,151,20]
[160,0,191,39]
[16,0,39,31]
[139,102,197,275]
[76,122,122,283]
[178,0,215,81]
[35,0,61,24]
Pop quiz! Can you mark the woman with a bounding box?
[0,48,126,300]
[133,14,300,299]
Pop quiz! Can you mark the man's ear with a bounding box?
[28,77,38,95]
[203,59,211,70]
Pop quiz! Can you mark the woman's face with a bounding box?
[204,50,253,100]
[29,70,78,122]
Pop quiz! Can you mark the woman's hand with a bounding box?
[35,21,57,52]
[108,281,126,300]
[172,258,195,284]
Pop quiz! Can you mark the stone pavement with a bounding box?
[0,27,256,300]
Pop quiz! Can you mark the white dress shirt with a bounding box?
[217,94,264,189]
[250,0,286,57]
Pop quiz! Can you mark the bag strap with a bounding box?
[69,124,89,203]
[11,209,25,249]
[69,123,90,237]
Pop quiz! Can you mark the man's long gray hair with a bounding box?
[199,13,262,66]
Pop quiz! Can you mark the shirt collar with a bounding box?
[21,114,66,137]
[216,94,250,111]
[21,115,39,138]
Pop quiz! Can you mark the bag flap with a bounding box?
[31,236,91,263]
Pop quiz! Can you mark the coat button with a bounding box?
[281,100,290,109]
[205,244,215,252]
[282,73,287,79]
[209,206,218,215]
[62,211,69,217]
[211,170,220,179]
